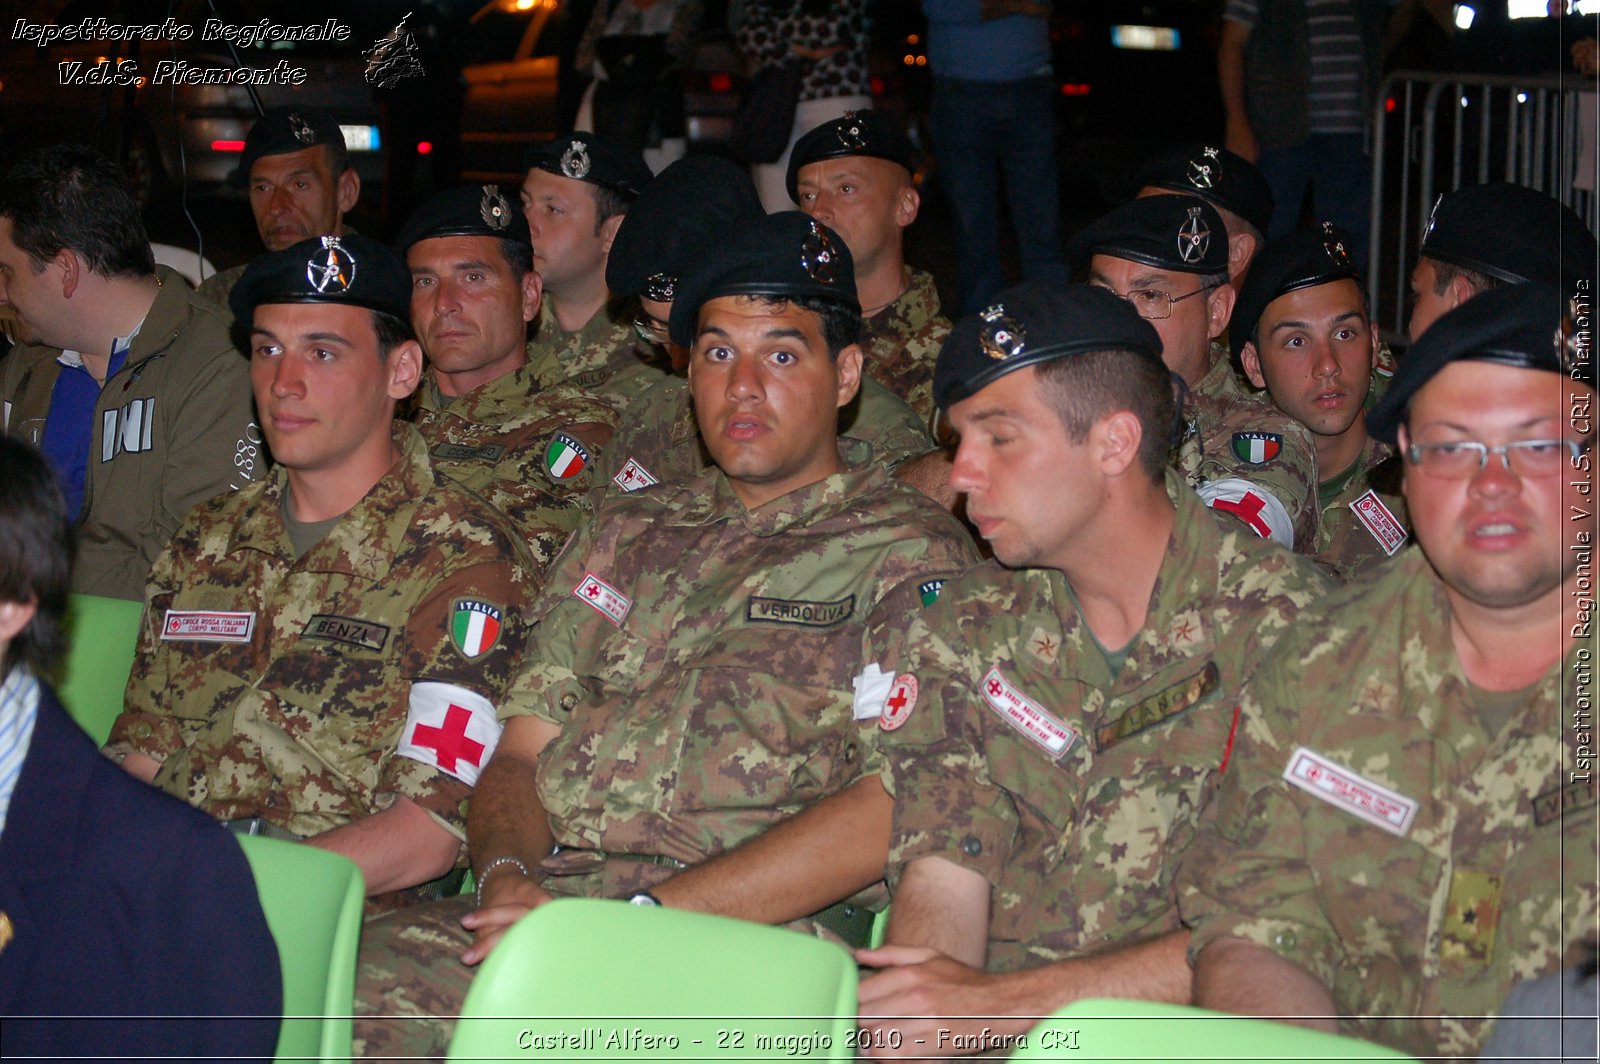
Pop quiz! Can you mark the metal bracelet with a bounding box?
[474,855,531,908]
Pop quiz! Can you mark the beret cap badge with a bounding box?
[289,112,315,145]
[1187,146,1221,190]
[643,272,677,302]
[560,140,592,180]
[479,185,512,230]
[799,219,840,284]
[1321,222,1353,270]
[837,111,869,150]
[306,236,356,295]
[1177,206,1212,265]
[978,304,1026,361]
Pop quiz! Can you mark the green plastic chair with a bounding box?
[238,835,365,1064]
[448,898,858,1062]
[53,593,145,745]
[1012,999,1419,1062]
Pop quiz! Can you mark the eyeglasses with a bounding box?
[633,313,671,346]
[1404,438,1587,479]
[1099,284,1213,320]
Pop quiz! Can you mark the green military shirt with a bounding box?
[1178,547,1597,1058]
[860,267,947,432]
[504,440,978,900]
[413,363,618,574]
[524,299,669,415]
[594,374,934,496]
[1313,435,1409,582]
[106,424,536,842]
[881,475,1329,971]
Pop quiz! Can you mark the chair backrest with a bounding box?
[237,835,365,1064]
[1013,999,1419,1063]
[448,898,858,1062]
[54,593,145,745]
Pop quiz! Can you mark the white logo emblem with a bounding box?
[306,236,356,295]
[1187,145,1221,189]
[1177,207,1212,265]
[560,141,592,180]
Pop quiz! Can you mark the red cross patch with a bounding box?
[398,681,502,786]
[880,674,919,732]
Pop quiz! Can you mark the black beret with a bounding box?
[1069,195,1229,276]
[1367,282,1588,444]
[524,132,653,199]
[607,156,764,301]
[785,109,915,204]
[230,234,412,324]
[1231,223,1361,353]
[1420,182,1597,288]
[668,212,857,348]
[1135,143,1275,236]
[934,282,1164,410]
[237,106,346,181]
[393,184,530,254]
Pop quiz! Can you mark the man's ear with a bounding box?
[336,167,361,216]
[1448,273,1476,311]
[521,268,543,324]
[1227,231,1257,282]
[56,248,80,299]
[895,185,920,228]
[1094,409,1144,477]
[598,213,625,255]
[834,343,864,409]
[1206,283,1236,342]
[386,339,424,400]
[1240,341,1267,390]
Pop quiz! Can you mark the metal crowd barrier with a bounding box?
[1367,69,1599,344]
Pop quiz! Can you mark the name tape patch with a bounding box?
[1282,746,1418,836]
[161,609,256,643]
[979,666,1078,759]
[612,457,659,492]
[1349,489,1408,556]
[573,572,632,626]
[432,442,506,463]
[1095,662,1219,750]
[1532,777,1597,826]
[746,594,855,628]
[301,614,390,652]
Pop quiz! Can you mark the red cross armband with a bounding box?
[398,681,503,786]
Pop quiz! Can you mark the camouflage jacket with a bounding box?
[524,299,669,415]
[503,441,978,900]
[594,374,934,497]
[106,424,535,842]
[880,475,1329,972]
[1314,435,1409,583]
[1197,344,1248,400]
[860,267,947,432]
[1178,547,1597,1058]
[413,363,617,575]
[194,262,247,310]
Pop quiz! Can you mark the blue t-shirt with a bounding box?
[40,341,131,521]
[922,0,1051,82]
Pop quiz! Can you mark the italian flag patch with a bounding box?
[1230,431,1282,465]
[451,599,503,659]
[544,433,589,480]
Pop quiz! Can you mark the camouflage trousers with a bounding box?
[354,895,478,1060]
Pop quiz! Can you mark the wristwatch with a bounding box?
[627,890,663,907]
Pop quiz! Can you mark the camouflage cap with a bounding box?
[1069,194,1229,276]
[668,212,858,348]
[1420,182,1597,288]
[935,281,1164,410]
[1135,143,1274,236]
[237,106,347,181]
[230,233,411,323]
[785,109,915,204]
[606,155,764,302]
[1231,223,1362,352]
[1368,282,1586,443]
[524,132,653,199]
[393,184,531,254]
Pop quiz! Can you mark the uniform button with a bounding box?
[132,722,152,739]
[1274,930,1297,950]
[843,744,857,764]
[961,835,982,856]
[559,692,577,712]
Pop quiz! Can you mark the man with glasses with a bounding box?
[1233,225,1406,581]
[1179,282,1597,1058]
[1071,195,1320,551]
[397,185,617,573]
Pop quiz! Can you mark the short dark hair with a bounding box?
[498,237,534,281]
[591,185,634,235]
[733,294,861,360]
[371,310,416,359]
[320,138,351,177]
[1035,348,1176,482]
[0,143,155,279]
[0,437,73,677]
[1429,257,1501,297]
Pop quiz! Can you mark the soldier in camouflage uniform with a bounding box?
[598,155,934,497]
[396,184,617,572]
[788,110,948,430]
[519,132,669,414]
[1179,283,1597,1058]
[1072,195,1322,551]
[104,235,535,906]
[352,212,977,1058]
[195,107,360,308]
[1235,225,1409,582]
[855,283,1328,1056]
